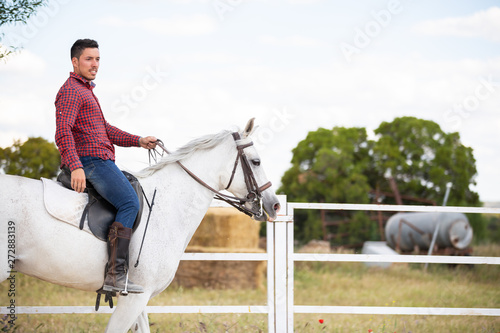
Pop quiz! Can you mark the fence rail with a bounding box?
[287,201,500,214]
[293,306,500,316]
[11,305,269,314]
[2,196,499,332]
[293,253,500,264]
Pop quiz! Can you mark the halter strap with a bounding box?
[153,133,272,218]
[225,132,271,195]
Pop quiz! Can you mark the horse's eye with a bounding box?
[251,159,261,166]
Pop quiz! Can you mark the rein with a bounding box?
[152,133,271,218]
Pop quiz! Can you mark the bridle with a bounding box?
[152,132,272,218]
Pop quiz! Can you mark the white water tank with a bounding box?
[385,212,473,252]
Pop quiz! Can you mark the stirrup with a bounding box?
[121,271,129,296]
[102,269,143,295]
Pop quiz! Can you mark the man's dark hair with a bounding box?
[70,39,99,59]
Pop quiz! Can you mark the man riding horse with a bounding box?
[55,38,157,294]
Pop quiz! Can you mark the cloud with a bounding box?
[413,6,500,42]
[0,131,28,148]
[258,35,327,47]
[98,14,217,36]
[0,49,46,75]
[287,0,325,3]
[170,52,246,65]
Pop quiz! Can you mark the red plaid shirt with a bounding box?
[55,72,140,171]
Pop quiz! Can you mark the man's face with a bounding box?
[72,47,99,81]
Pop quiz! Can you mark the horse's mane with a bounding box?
[134,129,235,178]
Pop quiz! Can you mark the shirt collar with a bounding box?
[70,72,96,89]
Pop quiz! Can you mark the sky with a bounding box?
[0,0,499,202]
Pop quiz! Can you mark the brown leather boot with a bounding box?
[103,222,144,294]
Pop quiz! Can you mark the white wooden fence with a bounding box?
[3,195,500,332]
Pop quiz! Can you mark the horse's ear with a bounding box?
[242,118,255,138]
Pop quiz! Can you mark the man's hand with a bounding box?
[71,168,86,193]
[139,136,157,150]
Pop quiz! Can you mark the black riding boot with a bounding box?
[103,222,144,294]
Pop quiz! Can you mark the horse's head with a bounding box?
[137,118,281,221]
[222,118,281,222]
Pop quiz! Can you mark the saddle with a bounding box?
[56,166,144,241]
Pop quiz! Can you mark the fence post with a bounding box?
[287,206,295,331]
[274,195,289,332]
[267,217,275,333]
[265,195,292,332]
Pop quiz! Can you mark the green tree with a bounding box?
[373,116,479,206]
[278,127,373,244]
[373,116,484,239]
[0,137,60,179]
[485,214,500,243]
[279,117,485,244]
[0,0,46,60]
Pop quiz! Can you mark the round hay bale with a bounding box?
[172,246,266,290]
[188,207,261,249]
[173,207,265,289]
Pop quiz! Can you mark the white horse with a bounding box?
[0,119,280,332]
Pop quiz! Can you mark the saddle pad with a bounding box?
[41,177,93,236]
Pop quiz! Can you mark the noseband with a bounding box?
[154,133,272,218]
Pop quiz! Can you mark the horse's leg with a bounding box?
[105,293,151,333]
[129,309,151,332]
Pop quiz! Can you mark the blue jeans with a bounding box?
[80,157,139,229]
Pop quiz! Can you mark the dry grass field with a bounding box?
[1,244,499,332]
